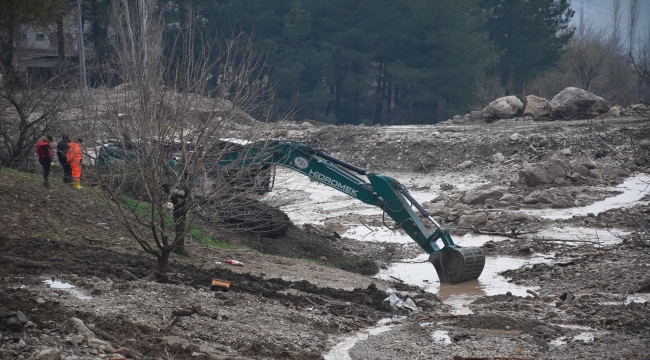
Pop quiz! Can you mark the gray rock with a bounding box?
[523,190,552,204]
[431,194,447,202]
[458,212,489,228]
[499,193,518,204]
[553,177,567,186]
[510,133,524,141]
[120,270,138,281]
[457,160,473,169]
[16,311,28,323]
[59,318,96,342]
[492,152,505,163]
[569,172,585,182]
[36,349,61,360]
[5,316,20,326]
[439,183,454,191]
[607,105,624,117]
[549,87,609,118]
[462,187,508,205]
[572,164,591,177]
[483,96,524,120]
[469,110,484,121]
[519,161,567,187]
[88,338,111,348]
[523,95,550,118]
[523,189,573,208]
[587,170,601,178]
[630,104,647,112]
[549,158,571,173]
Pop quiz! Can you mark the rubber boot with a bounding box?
[44,177,50,188]
[72,180,83,189]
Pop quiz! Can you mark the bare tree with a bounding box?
[82,0,283,274]
[0,1,74,170]
[0,64,70,170]
[560,24,617,92]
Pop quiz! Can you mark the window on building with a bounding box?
[35,34,45,41]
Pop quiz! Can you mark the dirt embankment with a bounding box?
[0,169,435,359]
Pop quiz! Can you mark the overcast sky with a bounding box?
[572,0,650,44]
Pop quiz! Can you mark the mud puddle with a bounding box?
[323,317,405,360]
[523,174,650,220]
[550,325,606,346]
[598,293,650,306]
[43,279,93,300]
[377,253,552,314]
[431,330,452,344]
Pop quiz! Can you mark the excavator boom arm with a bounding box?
[223,140,486,284]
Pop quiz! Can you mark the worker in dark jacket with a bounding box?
[56,134,72,183]
[68,138,83,189]
[35,135,54,187]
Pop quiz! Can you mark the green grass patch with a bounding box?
[188,228,238,249]
[38,231,61,240]
[1,167,42,181]
[122,197,151,217]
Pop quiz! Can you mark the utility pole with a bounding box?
[77,0,87,91]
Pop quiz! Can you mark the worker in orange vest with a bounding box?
[35,135,54,188]
[67,138,83,189]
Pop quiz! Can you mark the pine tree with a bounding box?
[483,0,575,88]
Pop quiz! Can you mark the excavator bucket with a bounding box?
[430,247,486,284]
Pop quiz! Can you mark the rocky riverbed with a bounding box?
[1,109,649,359]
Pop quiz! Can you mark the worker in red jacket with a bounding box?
[67,138,83,189]
[35,135,54,188]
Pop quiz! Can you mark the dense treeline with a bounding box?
[155,0,573,125]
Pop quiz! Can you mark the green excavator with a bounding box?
[217,140,486,284]
[97,139,486,284]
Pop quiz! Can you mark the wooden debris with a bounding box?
[210,278,231,291]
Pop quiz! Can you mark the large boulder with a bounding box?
[524,95,550,118]
[549,87,610,118]
[519,161,568,187]
[482,96,523,120]
[462,186,508,205]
